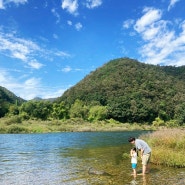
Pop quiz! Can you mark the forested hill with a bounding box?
[57,58,185,123]
[0,86,25,117]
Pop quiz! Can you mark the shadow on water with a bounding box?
[0,131,185,185]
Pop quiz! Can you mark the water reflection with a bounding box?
[0,132,185,184]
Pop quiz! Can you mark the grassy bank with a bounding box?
[0,117,154,133]
[140,129,185,168]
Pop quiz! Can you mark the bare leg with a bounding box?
[146,164,150,173]
[133,169,137,177]
[142,165,147,175]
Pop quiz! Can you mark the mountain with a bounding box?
[31,97,57,102]
[0,86,25,117]
[57,58,185,123]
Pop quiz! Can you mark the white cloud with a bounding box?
[0,70,38,100]
[134,7,162,33]
[62,66,72,72]
[0,0,5,9]
[123,19,134,29]
[0,31,42,68]
[54,50,71,57]
[43,88,66,99]
[168,0,180,11]
[0,29,71,69]
[51,8,60,24]
[61,0,102,16]
[28,60,44,69]
[6,0,27,3]
[53,34,58,39]
[67,20,72,26]
[0,0,27,9]
[75,22,82,31]
[24,77,40,88]
[131,7,185,66]
[85,0,102,9]
[0,69,66,100]
[61,0,78,16]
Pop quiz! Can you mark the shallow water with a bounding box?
[0,131,184,185]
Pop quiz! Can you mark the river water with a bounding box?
[0,131,184,185]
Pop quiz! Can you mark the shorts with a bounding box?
[142,153,151,165]
[132,163,137,169]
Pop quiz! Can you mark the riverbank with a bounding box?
[0,117,154,133]
[140,128,185,168]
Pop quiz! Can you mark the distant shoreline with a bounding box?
[0,117,156,134]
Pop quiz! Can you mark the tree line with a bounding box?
[7,99,108,122]
[1,58,185,126]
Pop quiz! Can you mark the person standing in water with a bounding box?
[130,147,137,177]
[128,137,151,175]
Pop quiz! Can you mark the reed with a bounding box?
[140,129,185,167]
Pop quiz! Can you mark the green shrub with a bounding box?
[4,116,22,125]
[152,117,165,127]
[7,125,29,133]
[165,120,179,128]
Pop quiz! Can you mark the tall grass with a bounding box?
[140,129,185,167]
[0,117,154,133]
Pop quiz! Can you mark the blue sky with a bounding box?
[0,0,185,100]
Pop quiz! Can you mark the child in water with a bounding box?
[130,147,137,177]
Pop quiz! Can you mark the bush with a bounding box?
[7,125,29,133]
[165,120,179,128]
[4,116,22,125]
[152,117,165,127]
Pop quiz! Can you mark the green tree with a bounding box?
[7,105,19,116]
[52,102,69,120]
[69,99,89,119]
[20,101,52,120]
[0,102,9,117]
[174,103,185,125]
[88,105,108,121]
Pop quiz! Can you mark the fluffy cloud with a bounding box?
[61,0,78,16]
[134,7,162,33]
[0,0,27,9]
[0,70,38,100]
[0,30,43,69]
[61,0,102,16]
[75,22,82,31]
[123,19,134,29]
[0,0,5,9]
[0,29,71,69]
[133,7,185,66]
[67,20,72,26]
[85,0,102,9]
[61,66,72,72]
[28,60,44,69]
[0,69,66,100]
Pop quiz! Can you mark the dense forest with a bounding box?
[1,58,185,125]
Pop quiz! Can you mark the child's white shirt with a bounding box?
[131,152,137,164]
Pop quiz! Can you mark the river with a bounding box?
[0,131,184,185]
